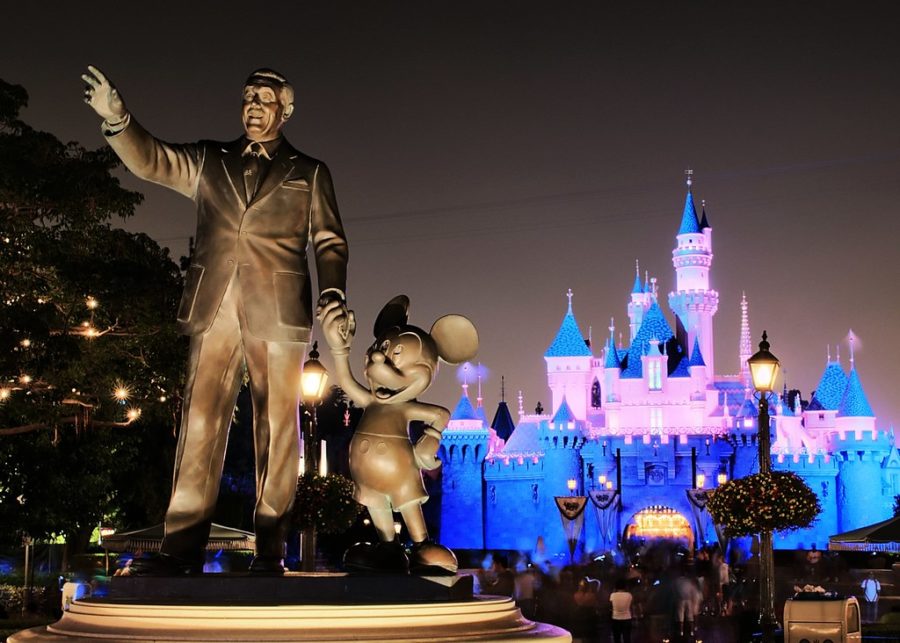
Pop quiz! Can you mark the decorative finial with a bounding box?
[635,259,640,276]
[848,329,855,366]
[566,288,573,312]
[609,317,615,336]
[517,390,524,416]
[827,344,831,363]
[477,362,483,403]
[685,168,693,189]
[501,376,506,403]
[701,199,706,208]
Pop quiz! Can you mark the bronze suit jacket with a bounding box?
[106,119,348,342]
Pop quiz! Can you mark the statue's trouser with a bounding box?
[161,275,303,564]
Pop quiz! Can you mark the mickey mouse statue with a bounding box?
[319,295,478,574]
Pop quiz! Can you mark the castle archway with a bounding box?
[624,505,694,550]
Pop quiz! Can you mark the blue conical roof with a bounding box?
[604,335,620,368]
[621,302,674,378]
[632,270,643,294]
[838,367,875,417]
[450,392,479,421]
[678,189,701,235]
[670,355,691,378]
[689,337,706,367]
[490,401,516,441]
[810,361,848,411]
[551,397,576,426]
[545,303,592,358]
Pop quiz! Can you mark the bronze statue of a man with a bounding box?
[83,65,349,574]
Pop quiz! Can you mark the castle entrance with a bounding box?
[624,506,694,550]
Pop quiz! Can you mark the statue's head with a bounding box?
[242,68,294,142]
[363,295,478,406]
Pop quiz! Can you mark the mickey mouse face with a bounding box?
[364,328,435,405]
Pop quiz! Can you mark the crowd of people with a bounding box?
[471,542,754,642]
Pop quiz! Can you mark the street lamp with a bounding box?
[748,330,780,642]
[300,341,328,572]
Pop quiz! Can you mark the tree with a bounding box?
[0,79,185,557]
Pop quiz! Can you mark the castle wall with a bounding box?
[439,431,489,549]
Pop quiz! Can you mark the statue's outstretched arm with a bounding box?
[82,65,202,199]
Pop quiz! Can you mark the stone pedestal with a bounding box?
[9,573,570,642]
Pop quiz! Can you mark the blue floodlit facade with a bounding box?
[437,180,898,561]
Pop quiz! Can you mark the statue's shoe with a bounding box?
[409,541,457,576]
[248,555,285,574]
[343,540,409,574]
[123,553,203,576]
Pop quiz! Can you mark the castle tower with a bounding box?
[545,289,593,420]
[439,384,489,549]
[668,172,719,376]
[834,350,888,531]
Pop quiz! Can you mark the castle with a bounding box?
[436,177,898,561]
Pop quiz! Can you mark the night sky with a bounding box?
[4,2,900,427]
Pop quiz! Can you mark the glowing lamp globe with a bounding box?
[696,473,706,489]
[566,479,577,492]
[301,342,329,402]
[717,472,728,486]
[748,331,780,392]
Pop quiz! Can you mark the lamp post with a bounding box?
[747,331,780,642]
[299,341,328,572]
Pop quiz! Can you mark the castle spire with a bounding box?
[699,199,710,230]
[500,375,505,403]
[632,260,642,294]
[739,292,752,381]
[678,170,701,234]
[476,363,484,408]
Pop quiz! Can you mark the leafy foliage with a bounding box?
[707,471,821,537]
[292,474,362,535]
[0,79,184,551]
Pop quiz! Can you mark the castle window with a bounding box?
[648,360,662,391]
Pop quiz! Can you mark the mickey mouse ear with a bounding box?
[430,315,478,365]
[373,295,409,338]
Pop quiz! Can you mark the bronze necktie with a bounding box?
[243,142,263,202]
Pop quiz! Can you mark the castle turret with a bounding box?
[628,261,652,341]
[668,173,719,376]
[689,337,707,399]
[439,383,489,549]
[545,289,593,420]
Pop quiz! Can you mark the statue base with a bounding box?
[9,573,570,642]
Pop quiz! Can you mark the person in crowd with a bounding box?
[609,578,633,643]
[860,571,881,622]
